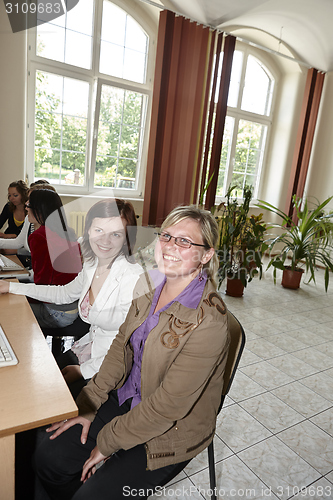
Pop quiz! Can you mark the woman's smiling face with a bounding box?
[154,218,213,281]
[88,217,127,263]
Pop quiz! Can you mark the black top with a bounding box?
[0,203,24,236]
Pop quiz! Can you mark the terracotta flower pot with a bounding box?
[281,266,304,289]
[225,276,244,297]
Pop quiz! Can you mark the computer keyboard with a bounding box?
[0,324,18,366]
[0,254,24,271]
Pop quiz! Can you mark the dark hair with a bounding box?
[28,189,65,226]
[29,179,52,188]
[81,199,137,262]
[8,180,29,212]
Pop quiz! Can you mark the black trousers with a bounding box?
[34,391,190,500]
[56,349,89,399]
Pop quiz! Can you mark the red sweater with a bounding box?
[28,225,82,286]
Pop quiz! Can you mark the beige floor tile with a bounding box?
[239,392,304,433]
[292,347,333,370]
[215,404,272,453]
[309,323,333,340]
[278,420,333,474]
[300,372,333,402]
[149,477,204,500]
[238,436,320,500]
[264,334,309,353]
[313,341,333,358]
[184,436,233,476]
[282,314,317,330]
[310,407,333,436]
[292,477,333,499]
[324,367,333,379]
[267,353,319,379]
[245,339,286,360]
[227,371,266,402]
[241,361,294,390]
[272,381,332,418]
[190,454,276,500]
[288,328,327,346]
[238,349,262,368]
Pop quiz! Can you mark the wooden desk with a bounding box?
[0,290,78,499]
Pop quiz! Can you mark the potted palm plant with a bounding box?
[215,184,267,296]
[257,195,333,290]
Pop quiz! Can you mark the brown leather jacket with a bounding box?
[76,273,230,470]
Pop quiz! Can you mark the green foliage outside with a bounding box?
[34,72,143,188]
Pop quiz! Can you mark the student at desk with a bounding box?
[33,205,230,500]
[0,180,29,251]
[0,199,143,398]
[0,180,56,266]
[0,188,82,328]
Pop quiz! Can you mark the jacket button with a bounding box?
[175,426,178,430]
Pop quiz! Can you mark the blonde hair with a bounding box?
[161,205,219,282]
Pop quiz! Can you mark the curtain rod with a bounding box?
[137,0,323,72]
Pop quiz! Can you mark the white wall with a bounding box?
[0,0,27,204]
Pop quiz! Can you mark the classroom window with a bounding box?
[212,47,275,200]
[28,0,152,196]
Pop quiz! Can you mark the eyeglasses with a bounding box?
[155,232,207,249]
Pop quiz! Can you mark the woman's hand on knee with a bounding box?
[81,446,108,483]
[47,416,91,444]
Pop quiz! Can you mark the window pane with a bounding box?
[34,71,89,186]
[95,85,146,189]
[231,119,267,192]
[37,23,65,62]
[227,51,243,107]
[100,0,148,83]
[66,0,94,36]
[216,116,234,196]
[36,0,94,69]
[241,55,274,115]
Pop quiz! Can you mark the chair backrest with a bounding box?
[221,311,246,399]
[208,312,245,500]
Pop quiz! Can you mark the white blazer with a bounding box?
[9,254,143,379]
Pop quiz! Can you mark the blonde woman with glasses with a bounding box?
[34,205,230,500]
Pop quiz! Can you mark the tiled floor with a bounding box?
[151,266,333,500]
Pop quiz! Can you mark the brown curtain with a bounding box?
[204,34,236,210]
[142,11,215,226]
[285,68,325,222]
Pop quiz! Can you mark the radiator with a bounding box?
[70,211,87,237]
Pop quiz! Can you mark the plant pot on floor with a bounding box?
[225,276,245,297]
[281,266,304,289]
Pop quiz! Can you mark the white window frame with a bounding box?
[215,43,278,203]
[26,0,155,198]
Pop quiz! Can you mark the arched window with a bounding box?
[27,0,154,196]
[214,46,275,200]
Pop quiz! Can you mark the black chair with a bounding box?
[42,316,90,357]
[208,311,246,500]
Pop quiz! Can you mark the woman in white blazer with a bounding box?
[0,199,142,396]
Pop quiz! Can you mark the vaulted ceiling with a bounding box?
[156,0,333,72]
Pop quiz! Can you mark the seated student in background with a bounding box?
[33,205,230,500]
[0,180,29,251]
[0,199,143,398]
[0,188,82,329]
[0,180,55,265]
